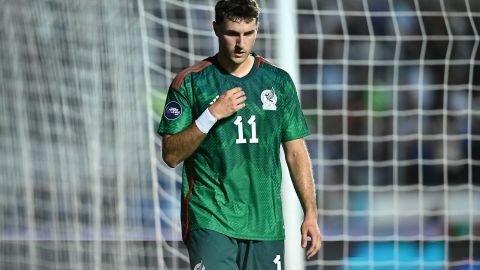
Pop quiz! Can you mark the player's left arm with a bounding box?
[282,138,323,259]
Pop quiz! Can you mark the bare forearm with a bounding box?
[283,139,317,217]
[284,139,322,258]
[162,123,206,168]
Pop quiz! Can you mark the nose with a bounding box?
[236,35,245,47]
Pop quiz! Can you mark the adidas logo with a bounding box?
[209,95,219,105]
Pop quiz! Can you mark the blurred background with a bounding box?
[1,0,480,269]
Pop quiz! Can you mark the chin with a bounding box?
[231,58,244,65]
[231,55,249,64]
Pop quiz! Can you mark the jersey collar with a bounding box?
[212,52,259,81]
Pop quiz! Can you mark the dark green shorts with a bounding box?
[186,229,284,270]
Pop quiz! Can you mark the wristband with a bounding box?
[195,108,217,134]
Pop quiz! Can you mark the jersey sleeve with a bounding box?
[157,77,193,135]
[281,74,310,141]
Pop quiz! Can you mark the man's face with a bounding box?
[214,18,258,66]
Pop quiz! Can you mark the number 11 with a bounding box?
[234,115,259,144]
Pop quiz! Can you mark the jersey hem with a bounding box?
[187,226,285,241]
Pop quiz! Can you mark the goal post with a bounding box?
[277,1,307,270]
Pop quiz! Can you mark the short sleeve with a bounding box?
[281,75,310,141]
[157,78,193,135]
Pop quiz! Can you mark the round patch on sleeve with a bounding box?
[164,101,183,120]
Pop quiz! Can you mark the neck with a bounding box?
[216,53,254,78]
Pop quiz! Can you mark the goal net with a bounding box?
[297,0,480,269]
[2,0,480,269]
[0,0,159,269]
[148,0,480,269]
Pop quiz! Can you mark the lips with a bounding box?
[234,51,246,57]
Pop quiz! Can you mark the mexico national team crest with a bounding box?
[261,88,277,110]
[164,101,182,120]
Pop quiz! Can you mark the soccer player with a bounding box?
[158,0,322,268]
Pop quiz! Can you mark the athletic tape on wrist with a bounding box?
[195,108,217,134]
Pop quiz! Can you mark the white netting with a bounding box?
[299,0,480,269]
[1,0,158,269]
[149,0,480,269]
[2,0,480,269]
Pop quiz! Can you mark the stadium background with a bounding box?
[1,0,479,269]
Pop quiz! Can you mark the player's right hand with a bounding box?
[209,87,246,120]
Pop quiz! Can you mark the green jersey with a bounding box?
[158,53,309,241]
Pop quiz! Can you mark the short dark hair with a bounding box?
[215,0,260,24]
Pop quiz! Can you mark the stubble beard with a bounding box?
[231,47,250,65]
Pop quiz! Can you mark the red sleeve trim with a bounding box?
[256,56,273,68]
[171,60,212,90]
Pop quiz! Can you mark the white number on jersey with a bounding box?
[234,115,259,144]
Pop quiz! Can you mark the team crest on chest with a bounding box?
[261,88,277,111]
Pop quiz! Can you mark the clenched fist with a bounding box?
[209,87,247,120]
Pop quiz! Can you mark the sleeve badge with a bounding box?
[163,101,183,120]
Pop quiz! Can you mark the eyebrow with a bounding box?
[224,29,256,35]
